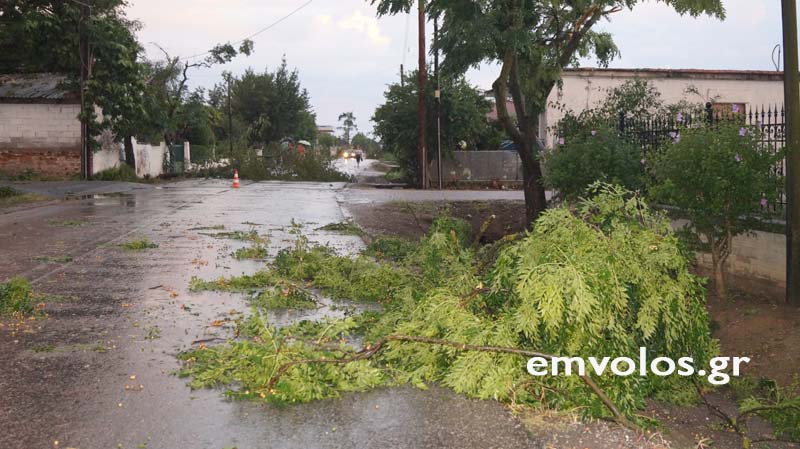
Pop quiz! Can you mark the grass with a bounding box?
[0,277,35,316]
[0,186,47,208]
[316,221,366,236]
[120,238,159,251]
[93,165,139,182]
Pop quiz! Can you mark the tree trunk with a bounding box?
[519,140,548,227]
[492,54,549,227]
[124,135,135,169]
[709,236,728,299]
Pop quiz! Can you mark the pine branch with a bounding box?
[266,334,636,429]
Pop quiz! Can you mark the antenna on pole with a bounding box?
[773,44,783,72]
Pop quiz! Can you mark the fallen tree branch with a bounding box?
[266,334,636,429]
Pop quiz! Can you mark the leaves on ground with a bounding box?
[180,184,718,424]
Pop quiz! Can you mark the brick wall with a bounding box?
[0,103,82,177]
[0,148,80,177]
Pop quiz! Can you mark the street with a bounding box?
[0,180,536,449]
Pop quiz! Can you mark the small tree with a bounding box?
[650,122,783,298]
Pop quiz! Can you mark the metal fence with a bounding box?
[593,102,787,209]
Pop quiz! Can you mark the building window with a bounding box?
[712,102,746,116]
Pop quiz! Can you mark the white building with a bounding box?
[542,68,785,145]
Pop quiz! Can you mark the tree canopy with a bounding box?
[209,58,317,149]
[372,69,499,182]
[371,0,724,223]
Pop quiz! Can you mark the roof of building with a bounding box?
[562,68,785,81]
[0,73,79,103]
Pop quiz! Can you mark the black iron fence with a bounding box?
[613,102,787,210]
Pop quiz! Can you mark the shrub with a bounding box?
[0,186,22,198]
[649,122,783,298]
[543,125,643,200]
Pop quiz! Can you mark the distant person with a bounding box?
[355,152,363,167]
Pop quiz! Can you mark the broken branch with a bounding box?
[266,334,636,429]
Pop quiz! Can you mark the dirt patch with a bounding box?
[346,200,528,243]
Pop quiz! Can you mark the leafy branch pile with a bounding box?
[181,185,716,422]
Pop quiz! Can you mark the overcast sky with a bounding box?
[127,0,785,135]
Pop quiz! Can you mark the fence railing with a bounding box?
[601,102,787,210]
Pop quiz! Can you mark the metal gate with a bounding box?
[168,144,184,174]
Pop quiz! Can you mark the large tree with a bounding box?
[371,0,724,224]
[372,69,497,182]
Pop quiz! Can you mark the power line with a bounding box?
[182,0,314,61]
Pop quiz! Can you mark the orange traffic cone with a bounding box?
[232,170,241,189]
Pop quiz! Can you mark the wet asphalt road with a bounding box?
[0,179,539,449]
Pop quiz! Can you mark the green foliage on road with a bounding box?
[180,185,716,422]
[201,229,268,244]
[0,277,35,316]
[234,244,268,260]
[120,238,159,251]
[316,221,366,237]
[364,237,418,261]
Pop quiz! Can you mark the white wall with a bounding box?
[134,139,167,178]
[91,137,167,178]
[0,103,81,150]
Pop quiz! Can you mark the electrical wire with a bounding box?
[181,0,314,61]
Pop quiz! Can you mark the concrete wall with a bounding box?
[0,103,82,177]
[134,140,166,179]
[91,138,168,179]
[543,69,785,146]
[672,219,786,292]
[430,151,522,184]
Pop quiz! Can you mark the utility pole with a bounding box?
[79,3,92,179]
[783,0,800,305]
[434,15,442,190]
[400,64,405,87]
[417,0,427,190]
[227,74,233,156]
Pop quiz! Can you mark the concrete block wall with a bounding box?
[673,219,786,289]
[430,151,522,184]
[0,103,82,177]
